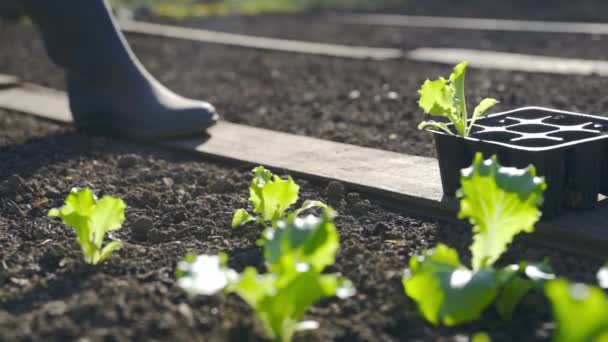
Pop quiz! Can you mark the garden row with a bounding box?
[50,156,608,342]
[2,22,607,160]
[141,13,608,60]
[0,107,603,341]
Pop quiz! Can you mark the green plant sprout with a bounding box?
[418,61,499,137]
[232,166,327,228]
[178,208,354,342]
[403,153,553,326]
[545,265,608,342]
[49,188,126,265]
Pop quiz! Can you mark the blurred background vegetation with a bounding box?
[109,0,405,18]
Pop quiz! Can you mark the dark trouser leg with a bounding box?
[20,0,217,140]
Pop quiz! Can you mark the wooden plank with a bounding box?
[118,20,403,60]
[0,84,72,122]
[1,82,607,258]
[0,74,19,88]
[407,48,608,76]
[334,13,608,35]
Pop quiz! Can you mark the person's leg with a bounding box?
[19,0,217,140]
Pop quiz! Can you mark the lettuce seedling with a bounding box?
[403,153,550,326]
[178,208,354,342]
[232,166,327,228]
[49,188,126,265]
[418,61,499,137]
[546,278,608,342]
[263,208,339,275]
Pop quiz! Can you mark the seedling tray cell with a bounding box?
[434,107,608,218]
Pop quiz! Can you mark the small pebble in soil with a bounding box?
[43,300,67,316]
[386,91,399,100]
[162,177,174,187]
[348,90,360,100]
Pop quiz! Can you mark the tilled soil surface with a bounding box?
[143,13,608,60]
[0,108,604,341]
[1,22,607,159]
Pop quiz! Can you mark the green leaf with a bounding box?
[48,188,126,265]
[89,196,126,246]
[468,98,499,136]
[417,120,453,135]
[418,77,455,116]
[495,262,555,320]
[417,61,498,137]
[232,266,351,342]
[403,244,499,326]
[293,200,328,217]
[97,241,123,263]
[249,166,274,218]
[471,332,492,342]
[449,61,468,126]
[247,167,300,223]
[261,176,300,221]
[264,209,339,275]
[232,208,255,228]
[458,154,546,270]
[546,279,608,342]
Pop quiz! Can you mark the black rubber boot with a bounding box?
[20,0,218,140]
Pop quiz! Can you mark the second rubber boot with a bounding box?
[20,0,218,140]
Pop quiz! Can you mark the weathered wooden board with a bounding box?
[118,20,403,60]
[1,82,607,258]
[407,48,608,77]
[0,74,19,88]
[334,13,608,35]
[0,84,72,122]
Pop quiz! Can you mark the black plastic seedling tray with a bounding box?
[433,106,608,218]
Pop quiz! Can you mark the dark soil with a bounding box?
[0,107,604,342]
[1,22,607,160]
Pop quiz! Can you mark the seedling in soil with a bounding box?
[403,153,554,326]
[545,265,608,342]
[48,188,126,265]
[178,208,354,342]
[232,166,327,228]
[418,61,499,137]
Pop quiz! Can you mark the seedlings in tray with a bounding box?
[178,208,354,342]
[232,166,327,228]
[48,188,126,265]
[403,153,553,326]
[418,61,499,137]
[545,266,608,342]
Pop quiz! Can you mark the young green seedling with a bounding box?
[232,166,327,228]
[418,61,499,137]
[178,208,354,342]
[403,153,553,326]
[49,187,126,265]
[545,265,608,342]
